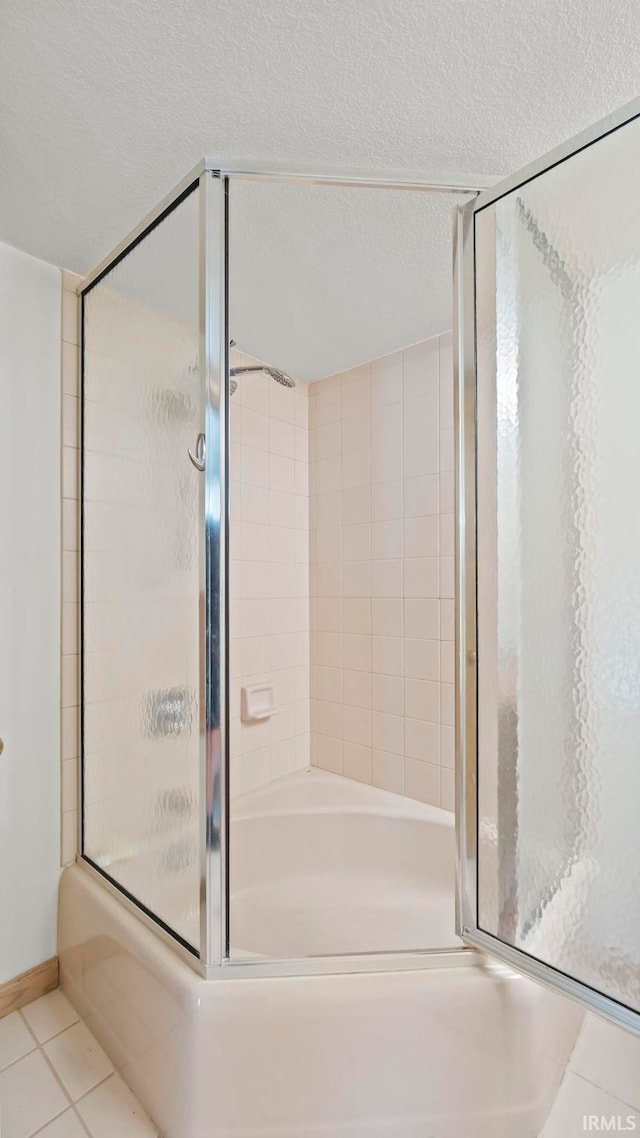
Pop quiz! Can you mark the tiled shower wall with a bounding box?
[59,291,447,861]
[227,350,311,796]
[58,322,311,869]
[308,333,455,809]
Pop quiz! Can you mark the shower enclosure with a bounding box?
[78,164,484,977]
[75,99,640,1035]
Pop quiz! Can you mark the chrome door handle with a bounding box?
[188,432,206,471]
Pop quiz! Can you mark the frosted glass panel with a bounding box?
[476,116,640,1010]
[82,188,201,949]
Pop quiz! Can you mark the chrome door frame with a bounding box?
[455,96,640,1036]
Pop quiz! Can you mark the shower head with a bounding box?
[229,364,295,396]
[262,366,296,389]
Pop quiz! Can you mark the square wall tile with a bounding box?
[404,474,438,519]
[316,734,343,774]
[310,333,457,807]
[342,598,371,635]
[404,758,440,806]
[371,749,404,794]
[440,682,455,727]
[403,516,438,559]
[371,519,402,560]
[371,711,404,756]
[405,678,440,722]
[371,674,404,716]
[341,375,370,420]
[342,524,370,562]
[343,669,371,709]
[404,557,439,599]
[440,768,455,811]
[404,638,440,681]
[404,599,439,640]
[371,480,402,521]
[371,635,403,677]
[343,705,371,746]
[403,338,439,401]
[343,742,372,784]
[370,353,402,407]
[342,633,371,673]
[342,485,370,526]
[372,598,403,637]
[372,559,402,598]
[405,718,440,764]
[342,414,370,455]
[440,725,455,769]
[342,448,370,489]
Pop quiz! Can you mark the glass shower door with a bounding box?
[458,99,640,1035]
[81,185,204,952]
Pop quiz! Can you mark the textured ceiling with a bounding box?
[228,181,465,379]
[2,0,640,375]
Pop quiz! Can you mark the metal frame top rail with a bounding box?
[78,162,494,295]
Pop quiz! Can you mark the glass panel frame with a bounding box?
[79,169,228,973]
[78,159,489,979]
[456,96,640,1036]
[80,178,205,959]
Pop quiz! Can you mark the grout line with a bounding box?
[73,1105,94,1138]
[35,1038,77,1109]
[29,1103,91,1138]
[26,1104,70,1137]
[19,1009,81,1048]
[12,1011,76,1136]
[17,1008,40,1045]
[18,1005,115,1130]
[73,1069,116,1106]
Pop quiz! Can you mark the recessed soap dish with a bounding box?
[241,683,279,723]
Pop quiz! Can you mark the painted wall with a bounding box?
[308,332,454,808]
[0,240,61,983]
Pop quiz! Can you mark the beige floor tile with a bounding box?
[32,1110,88,1137]
[0,1050,68,1138]
[22,992,79,1044]
[76,1074,157,1137]
[43,1022,113,1102]
[0,1012,36,1071]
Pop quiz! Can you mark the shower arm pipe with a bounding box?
[77,160,495,297]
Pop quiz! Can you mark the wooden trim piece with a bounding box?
[0,957,59,1019]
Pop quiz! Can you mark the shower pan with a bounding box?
[59,102,640,1135]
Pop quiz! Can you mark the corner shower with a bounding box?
[60,104,640,1135]
[76,164,477,971]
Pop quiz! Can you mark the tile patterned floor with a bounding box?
[0,989,158,1138]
